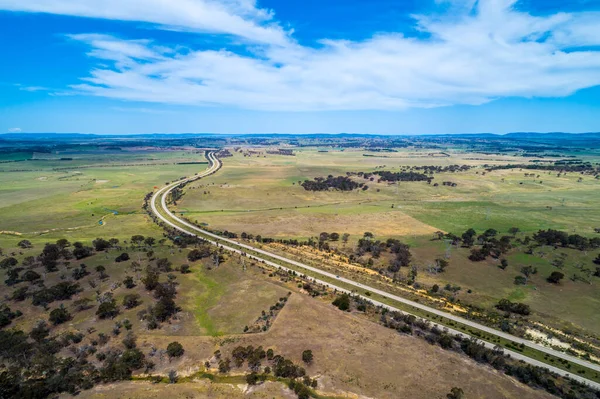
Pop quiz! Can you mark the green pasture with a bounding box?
[0,150,210,245]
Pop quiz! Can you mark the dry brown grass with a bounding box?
[106,292,554,399]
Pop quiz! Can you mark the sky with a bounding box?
[1,0,600,135]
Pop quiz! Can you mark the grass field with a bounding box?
[178,149,600,239]
[175,148,600,335]
[0,149,208,245]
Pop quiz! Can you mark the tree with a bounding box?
[30,320,50,342]
[593,254,600,265]
[363,232,374,239]
[547,271,565,284]
[514,276,527,285]
[96,265,108,279]
[319,232,329,242]
[508,227,520,236]
[167,341,184,358]
[188,246,212,261]
[122,294,141,309]
[329,232,340,241]
[56,238,71,248]
[246,372,259,385]
[156,258,172,272]
[96,298,119,319]
[447,387,465,399]
[342,233,350,244]
[332,294,350,311]
[180,264,190,274]
[115,253,130,262]
[144,237,156,247]
[49,305,71,325]
[123,276,136,289]
[122,332,137,349]
[22,270,41,282]
[499,259,508,270]
[131,235,145,246]
[0,257,18,269]
[17,240,32,249]
[92,238,111,252]
[520,266,537,282]
[301,350,313,364]
[142,267,160,291]
[168,370,178,383]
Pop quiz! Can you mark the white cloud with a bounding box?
[18,85,49,92]
[3,0,600,111]
[0,0,288,45]
[8,128,22,133]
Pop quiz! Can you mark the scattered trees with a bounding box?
[496,299,531,316]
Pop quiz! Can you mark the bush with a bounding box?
[167,341,184,358]
[22,270,41,282]
[547,271,564,284]
[496,299,531,315]
[514,276,527,285]
[122,294,141,309]
[187,246,212,261]
[180,264,191,274]
[301,350,313,364]
[123,276,136,289]
[17,240,33,249]
[332,294,350,311]
[49,305,71,325]
[115,253,130,262]
[96,298,119,319]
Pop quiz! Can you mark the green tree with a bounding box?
[96,298,119,319]
[547,271,565,284]
[167,341,184,358]
[332,294,350,311]
[122,294,141,309]
[447,387,464,399]
[49,305,71,325]
[301,350,313,364]
[131,235,145,246]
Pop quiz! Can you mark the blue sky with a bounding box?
[1,0,600,134]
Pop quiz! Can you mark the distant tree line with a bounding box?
[301,175,364,191]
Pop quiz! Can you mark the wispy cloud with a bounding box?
[18,85,49,92]
[111,106,177,114]
[2,0,600,111]
[0,0,288,45]
[7,128,22,133]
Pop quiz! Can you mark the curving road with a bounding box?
[151,151,600,390]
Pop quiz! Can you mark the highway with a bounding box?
[150,150,600,390]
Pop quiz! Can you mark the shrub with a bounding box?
[547,271,565,284]
[332,294,350,311]
[122,294,141,309]
[167,341,184,358]
[96,298,119,319]
[301,350,313,364]
[123,276,136,289]
[115,253,130,262]
[49,305,71,325]
[496,299,531,315]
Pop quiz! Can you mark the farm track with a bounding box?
[151,151,600,390]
